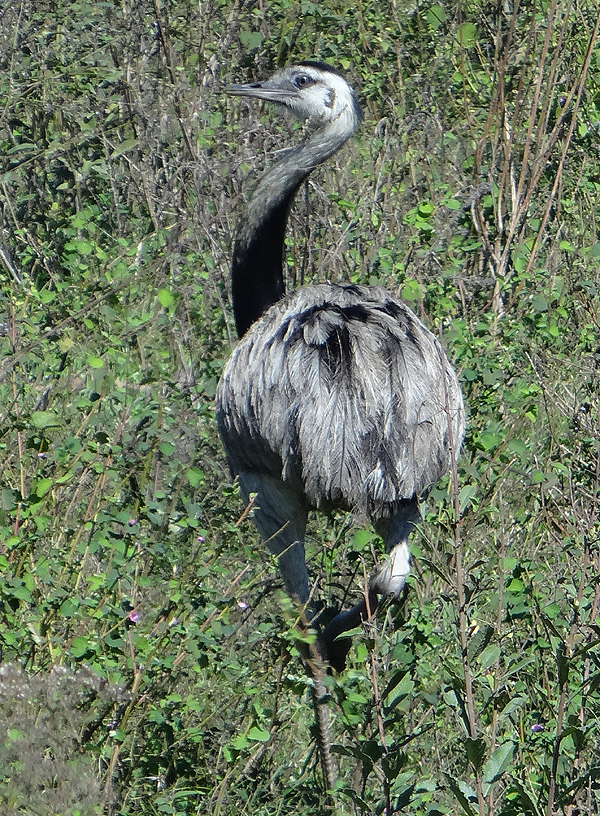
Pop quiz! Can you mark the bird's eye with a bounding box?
[294,74,312,88]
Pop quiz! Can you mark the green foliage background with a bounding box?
[1,0,600,813]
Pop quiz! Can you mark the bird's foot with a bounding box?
[317,631,353,673]
[315,591,378,672]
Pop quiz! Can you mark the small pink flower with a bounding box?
[197,535,205,544]
[127,610,140,624]
[237,601,249,610]
[38,452,46,459]
[531,723,544,733]
[128,518,137,526]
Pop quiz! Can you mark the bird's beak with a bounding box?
[225,79,299,104]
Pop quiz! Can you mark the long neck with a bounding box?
[232,115,355,337]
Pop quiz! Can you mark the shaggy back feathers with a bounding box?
[217,282,464,520]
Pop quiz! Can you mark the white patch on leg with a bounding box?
[371,541,410,597]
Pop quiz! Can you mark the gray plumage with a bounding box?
[216,62,465,670]
[220,283,461,513]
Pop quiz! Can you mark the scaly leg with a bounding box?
[238,473,336,789]
[320,498,421,671]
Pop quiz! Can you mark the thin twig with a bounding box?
[439,341,486,816]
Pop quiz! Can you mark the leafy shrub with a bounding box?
[1,0,599,814]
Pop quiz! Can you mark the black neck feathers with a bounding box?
[231,165,306,338]
[230,77,360,338]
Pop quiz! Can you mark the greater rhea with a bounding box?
[216,61,465,670]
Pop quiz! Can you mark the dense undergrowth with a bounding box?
[1,0,600,813]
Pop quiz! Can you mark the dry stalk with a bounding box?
[369,646,391,815]
[440,342,486,816]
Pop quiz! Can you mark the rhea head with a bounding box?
[226,61,363,132]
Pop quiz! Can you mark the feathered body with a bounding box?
[216,62,465,669]
[219,282,462,517]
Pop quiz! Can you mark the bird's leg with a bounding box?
[318,590,377,672]
[237,472,310,607]
[319,499,421,671]
[237,473,336,791]
[371,498,420,598]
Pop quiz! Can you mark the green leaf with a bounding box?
[559,726,584,751]
[557,642,569,686]
[247,726,270,742]
[459,484,477,513]
[7,728,24,741]
[477,643,501,671]
[465,736,486,771]
[7,143,36,154]
[401,279,425,301]
[65,239,94,255]
[157,288,175,308]
[1,488,17,510]
[87,356,105,368]
[30,411,61,430]
[477,431,502,451]
[9,583,32,602]
[458,22,477,47]
[383,670,414,711]
[482,741,515,789]
[444,773,477,816]
[34,478,53,498]
[187,467,205,488]
[111,138,139,158]
[427,4,446,30]
[239,30,263,50]
[500,696,527,716]
[351,528,374,550]
[70,636,91,658]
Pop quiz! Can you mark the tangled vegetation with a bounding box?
[1,0,599,813]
